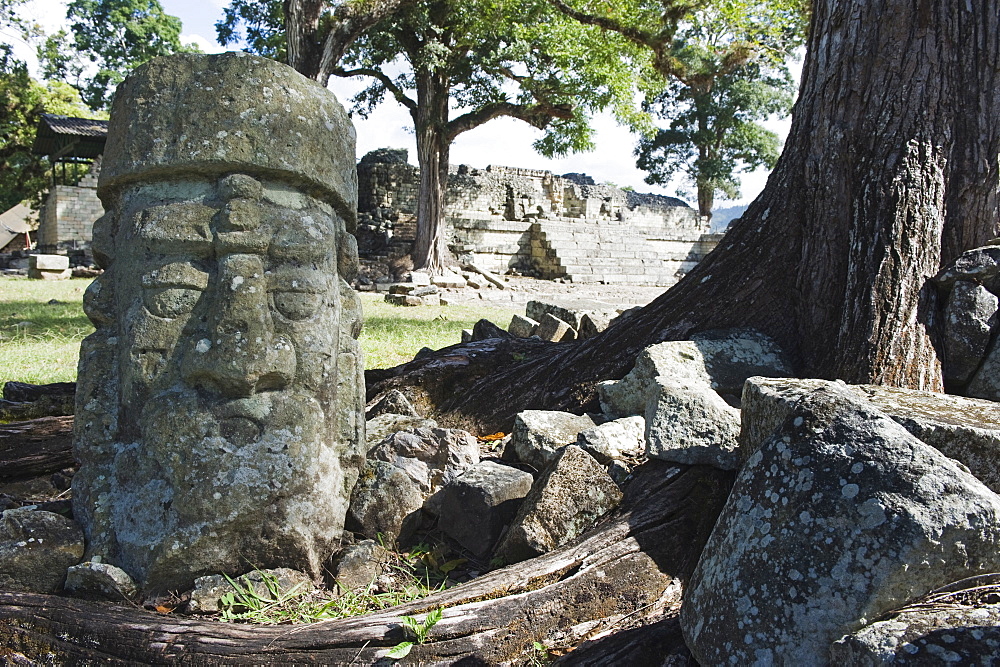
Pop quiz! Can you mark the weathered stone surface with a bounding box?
[645,379,741,470]
[365,413,437,449]
[431,272,466,288]
[507,314,539,338]
[472,318,513,342]
[29,254,70,271]
[73,53,366,594]
[496,445,622,564]
[932,244,1000,288]
[64,561,138,601]
[526,300,583,330]
[346,461,425,543]
[534,313,576,342]
[578,311,612,339]
[437,461,534,557]
[329,540,389,592]
[0,508,84,594]
[385,293,424,306]
[740,377,1000,493]
[966,332,1000,401]
[188,568,313,613]
[830,602,1000,663]
[943,281,997,385]
[367,427,479,498]
[682,384,1000,665]
[365,389,420,421]
[511,410,596,470]
[599,332,792,418]
[575,416,645,465]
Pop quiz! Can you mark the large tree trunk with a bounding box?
[411,66,451,275]
[370,0,1000,434]
[0,463,732,663]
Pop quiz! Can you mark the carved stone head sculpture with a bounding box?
[73,53,366,593]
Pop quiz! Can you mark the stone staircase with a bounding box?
[529,220,717,286]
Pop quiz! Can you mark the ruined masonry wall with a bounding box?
[37,166,104,251]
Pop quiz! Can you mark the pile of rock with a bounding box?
[504,299,633,342]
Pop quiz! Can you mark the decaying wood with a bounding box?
[0,416,75,482]
[0,463,733,663]
[0,381,76,422]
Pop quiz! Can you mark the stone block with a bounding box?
[511,409,596,470]
[508,314,539,338]
[0,508,84,594]
[576,415,645,464]
[30,254,70,272]
[496,446,622,564]
[535,313,576,342]
[437,461,534,557]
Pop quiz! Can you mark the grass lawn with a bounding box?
[0,277,519,387]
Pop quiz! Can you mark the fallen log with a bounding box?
[0,416,75,482]
[0,382,76,422]
[0,463,733,663]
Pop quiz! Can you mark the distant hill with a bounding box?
[710,205,748,232]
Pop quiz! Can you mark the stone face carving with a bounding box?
[73,52,365,594]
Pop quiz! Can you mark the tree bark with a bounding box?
[0,463,732,663]
[370,0,1000,433]
[411,65,452,275]
[0,416,75,482]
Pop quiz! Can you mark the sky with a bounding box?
[7,0,795,208]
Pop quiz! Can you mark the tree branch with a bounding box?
[445,100,574,142]
[315,0,421,86]
[332,66,417,111]
[545,0,656,48]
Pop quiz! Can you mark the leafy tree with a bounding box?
[550,0,806,218]
[0,46,103,211]
[220,0,645,274]
[45,0,201,110]
[635,61,792,217]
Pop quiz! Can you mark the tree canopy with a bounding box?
[219,0,647,273]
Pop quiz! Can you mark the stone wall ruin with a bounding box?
[356,149,722,286]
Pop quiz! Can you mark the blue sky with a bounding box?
[10,0,793,207]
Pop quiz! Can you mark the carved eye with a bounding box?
[272,291,323,321]
[144,288,202,319]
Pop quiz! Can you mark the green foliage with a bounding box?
[389,607,443,659]
[634,0,803,214]
[0,48,103,211]
[218,571,310,623]
[54,0,201,110]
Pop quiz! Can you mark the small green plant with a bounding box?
[387,607,443,660]
[218,571,309,623]
[529,641,553,665]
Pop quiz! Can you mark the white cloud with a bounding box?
[183,33,226,54]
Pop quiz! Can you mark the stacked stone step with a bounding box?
[530,220,682,286]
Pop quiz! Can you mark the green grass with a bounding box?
[0,277,94,386]
[0,278,519,386]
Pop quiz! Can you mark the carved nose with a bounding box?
[183,254,296,397]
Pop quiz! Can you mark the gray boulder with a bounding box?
[0,507,84,594]
[365,414,438,449]
[437,461,534,557]
[740,377,1000,494]
[967,334,1000,401]
[598,332,792,419]
[831,602,1000,663]
[368,427,479,497]
[329,539,389,593]
[511,410,596,470]
[932,244,1000,288]
[526,300,583,330]
[578,312,613,340]
[496,445,622,564]
[346,460,427,543]
[681,384,1000,665]
[943,281,997,385]
[576,416,645,465]
[644,379,741,470]
[472,318,513,342]
[64,561,139,601]
[365,389,420,420]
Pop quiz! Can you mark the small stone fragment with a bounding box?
[64,561,139,601]
[496,445,622,564]
[365,389,420,420]
[576,416,645,464]
[365,413,438,449]
[437,461,534,557]
[346,461,426,543]
[534,313,576,342]
[508,314,539,338]
[329,540,389,593]
[943,280,997,385]
[645,379,741,470]
[511,410,596,470]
